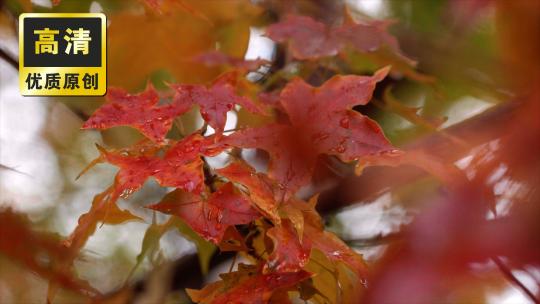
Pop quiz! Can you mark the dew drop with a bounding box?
[312,132,330,143]
[340,117,350,129]
[360,278,368,288]
[330,250,341,257]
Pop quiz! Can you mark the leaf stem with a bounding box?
[0,48,18,70]
[492,256,539,304]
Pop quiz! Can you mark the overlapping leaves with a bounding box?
[66,10,424,304]
[187,264,312,304]
[83,72,265,142]
[79,134,222,201]
[147,182,260,245]
[217,161,369,281]
[224,67,393,199]
[76,64,390,302]
[267,14,414,65]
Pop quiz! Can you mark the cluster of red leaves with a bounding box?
[76,61,395,301]
[224,67,392,199]
[57,10,445,303]
[267,14,414,65]
[13,2,538,303]
[82,72,265,142]
[265,14,439,85]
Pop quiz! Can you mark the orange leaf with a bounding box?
[217,161,281,223]
[63,187,142,254]
[188,263,311,304]
[266,220,311,272]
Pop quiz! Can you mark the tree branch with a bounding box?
[344,232,403,248]
[0,48,19,70]
[492,256,539,304]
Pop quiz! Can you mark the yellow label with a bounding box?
[19,13,107,96]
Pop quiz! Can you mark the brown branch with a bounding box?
[0,48,18,70]
[344,232,403,248]
[492,256,539,304]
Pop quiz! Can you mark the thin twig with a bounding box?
[492,256,539,304]
[228,254,237,273]
[0,164,31,177]
[202,157,217,193]
[0,48,18,70]
[344,232,403,248]
[173,117,185,137]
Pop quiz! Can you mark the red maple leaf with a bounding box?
[267,14,339,59]
[83,73,266,142]
[225,67,393,198]
[291,196,371,282]
[147,182,260,244]
[336,19,416,65]
[82,84,190,143]
[305,224,369,281]
[211,270,311,304]
[266,220,311,272]
[267,14,414,64]
[271,198,369,281]
[188,263,312,303]
[171,71,267,137]
[84,133,222,201]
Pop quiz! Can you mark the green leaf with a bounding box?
[128,213,169,281]
[172,217,216,275]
